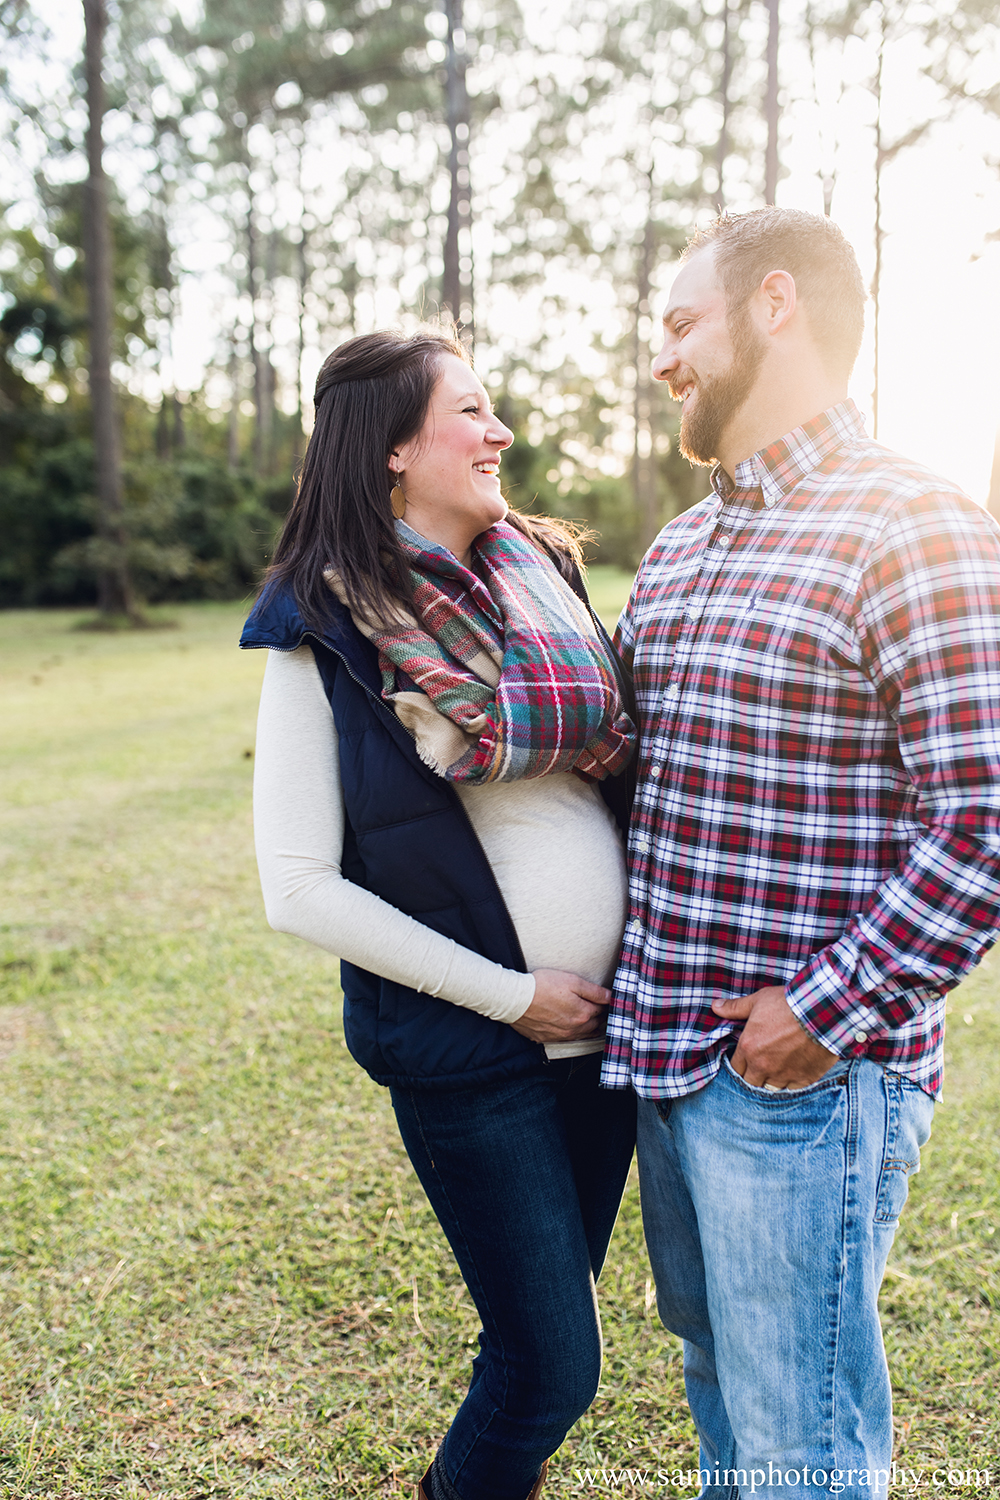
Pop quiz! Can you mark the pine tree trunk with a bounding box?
[156,397,171,459]
[295,135,308,439]
[871,2,885,440]
[171,393,185,450]
[633,203,658,552]
[247,189,265,472]
[258,228,277,473]
[82,0,138,621]
[717,0,731,210]
[154,182,181,456]
[227,338,240,472]
[296,228,307,438]
[764,0,780,205]
[442,0,472,334]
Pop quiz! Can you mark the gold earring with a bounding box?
[390,480,407,520]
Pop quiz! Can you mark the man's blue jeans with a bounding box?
[391,1054,636,1500]
[637,1057,934,1500]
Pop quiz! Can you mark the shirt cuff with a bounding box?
[784,942,888,1057]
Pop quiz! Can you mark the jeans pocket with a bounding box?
[873,1071,932,1226]
[873,1157,919,1226]
[721,1052,847,1102]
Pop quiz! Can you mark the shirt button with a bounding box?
[665,683,680,698]
[718,534,732,548]
[628,918,643,936]
[634,835,650,853]
[649,764,662,778]
[853,1030,867,1044]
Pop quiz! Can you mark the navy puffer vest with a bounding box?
[240,580,632,1091]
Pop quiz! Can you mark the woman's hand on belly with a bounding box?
[511,970,612,1045]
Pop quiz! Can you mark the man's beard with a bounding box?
[678,307,766,467]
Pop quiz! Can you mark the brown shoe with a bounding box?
[526,1458,549,1499]
[415,1457,547,1500]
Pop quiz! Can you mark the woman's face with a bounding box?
[390,353,514,565]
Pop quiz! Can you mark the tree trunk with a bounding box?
[156,396,171,459]
[342,259,359,336]
[296,227,307,438]
[871,2,885,439]
[442,0,472,336]
[803,5,839,215]
[154,178,184,454]
[764,0,780,205]
[633,200,658,552]
[295,137,308,439]
[227,337,240,472]
[172,393,185,451]
[259,227,278,471]
[717,0,731,210]
[247,180,268,472]
[82,0,138,621]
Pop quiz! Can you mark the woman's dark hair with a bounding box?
[263,328,590,628]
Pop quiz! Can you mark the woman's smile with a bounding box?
[390,353,514,564]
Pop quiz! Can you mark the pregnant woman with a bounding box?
[240,329,636,1500]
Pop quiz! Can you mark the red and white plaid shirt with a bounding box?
[602,400,1000,1100]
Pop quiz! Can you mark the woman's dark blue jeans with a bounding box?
[391,1053,636,1500]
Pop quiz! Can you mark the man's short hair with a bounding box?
[684,208,866,378]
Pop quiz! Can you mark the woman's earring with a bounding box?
[390,480,407,520]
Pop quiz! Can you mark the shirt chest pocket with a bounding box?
[703,589,866,677]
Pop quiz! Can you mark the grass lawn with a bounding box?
[0,584,997,1499]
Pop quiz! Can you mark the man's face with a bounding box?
[652,247,766,467]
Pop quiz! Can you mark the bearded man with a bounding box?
[602,208,1000,1498]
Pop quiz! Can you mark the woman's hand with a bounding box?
[511,969,613,1044]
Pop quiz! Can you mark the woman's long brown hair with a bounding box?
[263,329,590,629]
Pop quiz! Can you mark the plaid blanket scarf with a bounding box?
[333,520,635,784]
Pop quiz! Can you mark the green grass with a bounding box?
[0,595,997,1499]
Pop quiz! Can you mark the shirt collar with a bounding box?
[710,399,867,508]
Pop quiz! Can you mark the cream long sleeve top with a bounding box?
[253,646,629,1059]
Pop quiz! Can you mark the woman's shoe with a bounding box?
[415,1457,547,1500]
[527,1458,549,1499]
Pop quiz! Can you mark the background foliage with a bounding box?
[3,0,998,607]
